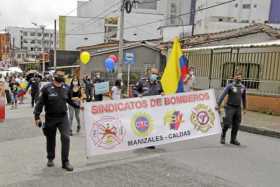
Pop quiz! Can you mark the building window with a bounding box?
[37,40,41,44]
[254,4,257,8]
[31,40,36,44]
[23,47,28,50]
[23,32,28,36]
[242,4,251,9]
[44,33,49,37]
[170,3,177,25]
[137,0,157,10]
[241,20,249,23]
[50,34,53,38]
[17,54,21,59]
[31,47,34,51]
[235,3,238,8]
[37,33,42,37]
[30,32,36,36]
[23,39,28,43]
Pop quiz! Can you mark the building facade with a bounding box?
[5,27,55,63]
[269,0,280,24]
[59,0,196,50]
[0,33,10,61]
[194,0,278,34]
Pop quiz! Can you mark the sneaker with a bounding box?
[230,140,240,146]
[220,137,225,144]
[62,162,74,171]
[47,160,54,167]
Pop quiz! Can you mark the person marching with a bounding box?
[68,77,82,136]
[26,73,41,108]
[111,80,122,100]
[216,72,247,146]
[134,68,163,149]
[34,70,83,171]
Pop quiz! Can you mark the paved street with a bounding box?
[0,102,280,187]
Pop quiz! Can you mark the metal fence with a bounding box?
[187,48,280,96]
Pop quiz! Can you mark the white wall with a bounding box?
[64,16,105,50]
[195,0,272,34]
[161,25,192,42]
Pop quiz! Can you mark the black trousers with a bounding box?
[222,105,242,141]
[42,116,70,163]
[85,88,92,102]
[5,90,11,104]
[31,92,39,107]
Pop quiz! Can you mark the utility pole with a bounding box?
[54,19,57,71]
[191,0,196,36]
[41,26,45,75]
[117,0,125,80]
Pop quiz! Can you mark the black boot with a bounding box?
[146,146,156,149]
[47,159,54,167]
[220,136,225,144]
[77,126,81,133]
[230,139,240,146]
[62,161,74,171]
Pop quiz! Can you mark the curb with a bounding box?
[240,125,280,139]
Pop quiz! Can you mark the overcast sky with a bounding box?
[0,0,79,30]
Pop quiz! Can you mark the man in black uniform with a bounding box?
[34,70,82,171]
[216,72,247,146]
[26,74,41,107]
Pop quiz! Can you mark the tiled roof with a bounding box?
[159,23,280,49]
[183,23,280,47]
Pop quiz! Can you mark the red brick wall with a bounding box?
[247,94,280,115]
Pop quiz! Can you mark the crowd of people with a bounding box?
[2,67,246,172]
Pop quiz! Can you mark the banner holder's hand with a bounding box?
[34,118,42,128]
[215,105,221,114]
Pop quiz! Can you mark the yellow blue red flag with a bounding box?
[160,37,188,94]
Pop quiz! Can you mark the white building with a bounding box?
[5,26,55,61]
[59,0,196,50]
[194,0,273,34]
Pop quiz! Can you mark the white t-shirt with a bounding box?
[184,74,195,92]
[111,86,121,100]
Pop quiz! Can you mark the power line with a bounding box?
[69,1,121,33]
[65,0,236,36]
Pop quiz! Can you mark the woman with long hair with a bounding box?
[68,77,82,135]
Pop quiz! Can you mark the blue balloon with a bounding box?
[104,58,115,72]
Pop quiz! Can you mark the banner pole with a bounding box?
[127,64,130,97]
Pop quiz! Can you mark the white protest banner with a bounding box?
[94,81,109,95]
[84,89,221,157]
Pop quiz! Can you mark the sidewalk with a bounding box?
[241,111,280,138]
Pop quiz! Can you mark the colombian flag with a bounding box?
[161,38,188,94]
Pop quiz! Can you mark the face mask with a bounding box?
[235,79,241,84]
[150,74,158,82]
[54,75,64,83]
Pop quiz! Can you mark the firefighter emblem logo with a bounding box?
[164,110,184,130]
[91,116,125,149]
[191,104,215,133]
[131,112,153,137]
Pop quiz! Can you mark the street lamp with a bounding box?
[32,22,46,75]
